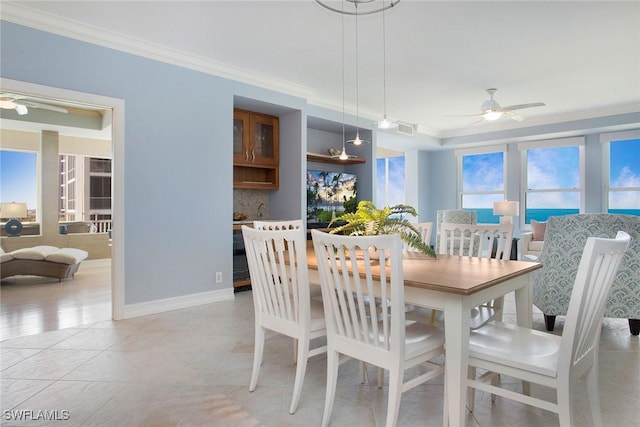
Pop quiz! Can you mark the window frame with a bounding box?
[376,154,406,207]
[455,145,507,223]
[518,137,585,228]
[601,129,640,214]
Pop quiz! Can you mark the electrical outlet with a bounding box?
[215,272,222,283]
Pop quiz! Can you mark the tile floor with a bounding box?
[2,288,639,426]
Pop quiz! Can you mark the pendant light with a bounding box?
[315,0,401,16]
[346,3,370,146]
[332,0,356,161]
[377,0,398,130]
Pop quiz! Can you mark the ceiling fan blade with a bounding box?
[444,113,484,118]
[499,102,545,112]
[463,118,486,127]
[17,100,68,114]
[503,111,524,121]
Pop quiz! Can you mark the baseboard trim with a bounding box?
[122,288,235,319]
[81,258,112,268]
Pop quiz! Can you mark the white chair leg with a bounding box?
[386,365,404,427]
[586,365,603,427]
[249,326,265,392]
[557,378,573,427]
[289,335,309,414]
[442,373,448,427]
[467,366,476,412]
[322,350,340,427]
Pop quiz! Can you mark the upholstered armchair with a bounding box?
[435,209,477,252]
[532,214,640,335]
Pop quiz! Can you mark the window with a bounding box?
[59,155,77,220]
[89,158,112,210]
[602,131,640,216]
[59,155,112,227]
[519,137,584,224]
[457,146,506,223]
[0,150,37,221]
[376,156,405,207]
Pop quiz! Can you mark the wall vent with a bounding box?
[396,122,415,136]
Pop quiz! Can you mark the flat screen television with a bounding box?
[306,169,357,227]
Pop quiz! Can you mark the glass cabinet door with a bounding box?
[233,110,250,163]
[250,114,278,166]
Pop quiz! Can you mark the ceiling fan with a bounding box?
[0,93,68,115]
[454,88,545,122]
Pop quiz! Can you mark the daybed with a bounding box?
[1,245,88,281]
[532,214,640,335]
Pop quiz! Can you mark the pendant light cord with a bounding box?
[341,1,346,151]
[382,0,388,118]
[354,3,360,133]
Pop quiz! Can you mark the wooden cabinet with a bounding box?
[233,109,279,189]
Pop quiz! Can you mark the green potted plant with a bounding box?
[329,200,437,258]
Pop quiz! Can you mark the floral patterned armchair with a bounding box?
[532,214,640,335]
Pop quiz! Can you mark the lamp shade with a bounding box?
[493,201,519,216]
[0,202,28,219]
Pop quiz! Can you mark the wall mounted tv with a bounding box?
[306,169,357,227]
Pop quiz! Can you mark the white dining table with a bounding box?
[306,247,542,427]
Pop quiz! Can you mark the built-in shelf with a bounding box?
[306,152,366,165]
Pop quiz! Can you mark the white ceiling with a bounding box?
[4,0,640,143]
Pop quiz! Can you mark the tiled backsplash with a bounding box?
[233,189,269,220]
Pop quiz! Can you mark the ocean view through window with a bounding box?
[521,139,585,224]
[458,148,505,224]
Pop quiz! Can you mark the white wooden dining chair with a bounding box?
[466,231,630,427]
[242,225,326,414]
[311,230,445,427]
[439,221,514,328]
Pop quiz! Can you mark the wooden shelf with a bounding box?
[307,152,365,165]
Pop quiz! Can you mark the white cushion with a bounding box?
[528,240,544,252]
[11,245,58,260]
[0,252,14,263]
[45,248,88,265]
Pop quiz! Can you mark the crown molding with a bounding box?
[0,3,315,100]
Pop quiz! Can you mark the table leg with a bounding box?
[444,295,470,427]
[513,275,532,328]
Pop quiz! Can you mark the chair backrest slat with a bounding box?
[311,230,403,355]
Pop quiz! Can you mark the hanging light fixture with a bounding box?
[346,2,370,146]
[377,1,398,130]
[332,1,357,161]
[315,0,401,16]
